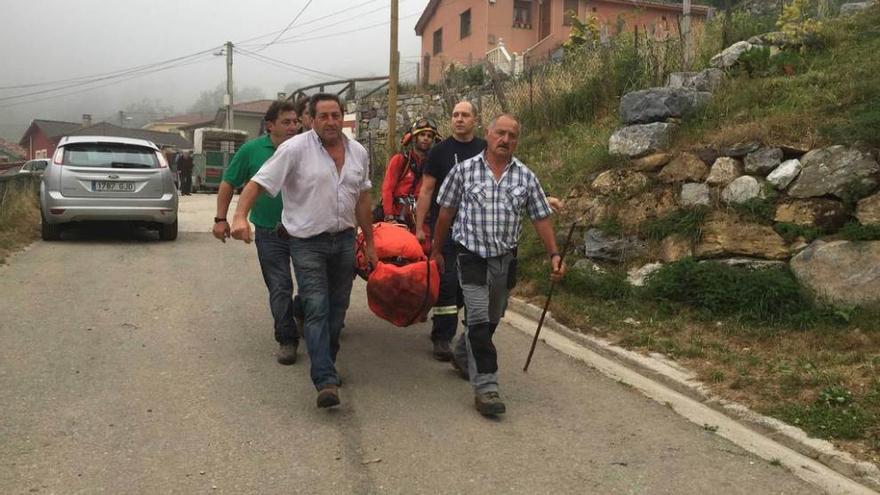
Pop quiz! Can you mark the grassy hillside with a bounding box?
[511,6,880,463]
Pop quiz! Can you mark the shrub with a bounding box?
[641,207,709,242]
[562,266,633,300]
[774,222,823,243]
[644,258,815,324]
[839,222,880,241]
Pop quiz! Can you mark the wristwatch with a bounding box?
[214,217,227,223]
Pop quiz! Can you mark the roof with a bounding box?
[144,111,214,127]
[58,135,160,150]
[18,119,83,146]
[67,122,191,149]
[415,0,711,35]
[0,138,26,159]
[230,99,275,115]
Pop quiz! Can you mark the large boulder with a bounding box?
[856,193,880,225]
[710,41,754,69]
[631,152,673,172]
[657,153,709,183]
[695,212,789,260]
[840,1,878,15]
[617,188,677,231]
[791,240,880,307]
[609,123,676,158]
[747,32,787,47]
[786,146,880,199]
[720,142,761,158]
[680,183,711,207]
[667,68,725,93]
[766,159,802,190]
[584,228,646,262]
[721,176,766,204]
[619,88,712,125]
[591,169,650,198]
[744,147,784,175]
[774,199,849,231]
[706,157,743,186]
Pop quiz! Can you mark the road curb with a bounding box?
[505,297,880,494]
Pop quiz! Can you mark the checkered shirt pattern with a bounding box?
[436,151,552,258]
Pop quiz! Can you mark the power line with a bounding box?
[236,48,345,79]
[267,2,408,45]
[0,46,221,92]
[273,11,422,45]
[253,0,314,52]
[235,0,384,47]
[0,56,215,109]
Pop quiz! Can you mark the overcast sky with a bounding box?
[0,0,430,141]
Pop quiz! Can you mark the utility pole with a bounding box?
[682,0,692,71]
[387,0,399,154]
[118,110,125,127]
[225,41,234,130]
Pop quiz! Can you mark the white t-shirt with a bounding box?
[252,130,372,238]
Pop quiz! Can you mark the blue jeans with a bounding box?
[290,229,356,389]
[254,227,299,345]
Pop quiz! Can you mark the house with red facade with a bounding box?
[18,119,84,160]
[415,0,712,84]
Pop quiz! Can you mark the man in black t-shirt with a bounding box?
[416,101,486,361]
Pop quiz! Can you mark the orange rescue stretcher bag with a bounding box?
[355,222,440,327]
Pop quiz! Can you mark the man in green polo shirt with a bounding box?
[213,100,302,365]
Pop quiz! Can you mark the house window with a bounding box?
[563,0,578,26]
[513,0,532,28]
[460,9,471,39]
[433,28,443,55]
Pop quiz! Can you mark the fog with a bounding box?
[0,0,430,140]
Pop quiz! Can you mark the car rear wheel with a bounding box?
[159,220,178,241]
[41,211,62,241]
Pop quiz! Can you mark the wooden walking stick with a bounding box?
[523,222,578,372]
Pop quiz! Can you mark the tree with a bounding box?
[187,83,267,114]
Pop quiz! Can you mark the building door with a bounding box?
[422,54,431,86]
[539,0,552,39]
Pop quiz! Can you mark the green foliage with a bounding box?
[561,266,633,300]
[641,207,709,242]
[777,0,825,49]
[773,385,872,440]
[739,46,773,77]
[563,13,600,54]
[596,217,623,237]
[773,222,823,243]
[444,63,485,88]
[839,222,880,241]
[644,258,817,324]
[731,197,777,224]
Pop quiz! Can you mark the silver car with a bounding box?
[40,136,179,241]
[17,159,50,176]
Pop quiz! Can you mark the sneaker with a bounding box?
[451,356,469,381]
[475,391,506,416]
[432,340,453,361]
[276,342,298,365]
[316,385,340,408]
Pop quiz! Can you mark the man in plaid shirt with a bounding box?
[431,114,566,416]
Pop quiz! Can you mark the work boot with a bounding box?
[432,340,453,361]
[277,342,298,365]
[316,385,340,408]
[475,391,506,416]
[451,355,469,381]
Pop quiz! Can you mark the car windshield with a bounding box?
[63,143,158,168]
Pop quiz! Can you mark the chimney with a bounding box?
[277,92,287,100]
[82,114,92,128]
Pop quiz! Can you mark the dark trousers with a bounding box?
[255,227,299,345]
[180,171,192,194]
[290,229,356,389]
[431,238,462,343]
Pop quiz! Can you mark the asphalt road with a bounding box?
[0,195,821,494]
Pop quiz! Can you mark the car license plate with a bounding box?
[93,181,134,192]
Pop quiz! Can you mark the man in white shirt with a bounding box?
[231,93,378,409]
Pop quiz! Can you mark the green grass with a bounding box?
[839,221,880,241]
[641,207,709,242]
[680,6,880,149]
[774,222,824,243]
